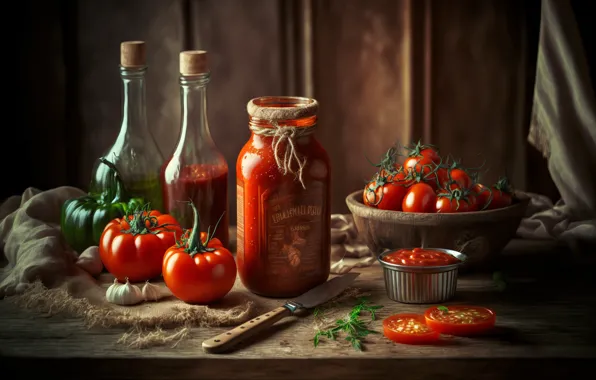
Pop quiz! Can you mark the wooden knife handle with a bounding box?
[202,306,292,354]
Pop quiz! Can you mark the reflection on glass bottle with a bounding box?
[89,41,164,211]
[160,50,229,247]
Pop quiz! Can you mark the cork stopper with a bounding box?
[180,50,209,75]
[120,41,146,68]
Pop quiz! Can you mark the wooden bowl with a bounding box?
[345,190,530,270]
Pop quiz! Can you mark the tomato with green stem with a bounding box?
[403,140,441,165]
[488,177,514,209]
[436,183,477,213]
[162,203,237,304]
[436,156,486,190]
[402,141,440,181]
[383,313,440,345]
[433,166,450,190]
[363,170,411,211]
[402,183,437,213]
[424,305,496,336]
[471,183,493,211]
[99,205,183,282]
[450,168,473,190]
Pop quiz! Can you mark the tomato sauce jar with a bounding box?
[236,96,331,298]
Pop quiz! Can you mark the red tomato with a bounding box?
[363,172,411,211]
[435,185,477,213]
[424,305,496,336]
[466,192,478,211]
[490,190,512,209]
[100,210,183,283]
[402,183,437,213]
[450,168,472,190]
[162,204,237,304]
[383,313,440,345]
[403,156,436,181]
[434,167,450,189]
[471,183,492,210]
[487,177,513,209]
[436,196,471,213]
[404,141,441,164]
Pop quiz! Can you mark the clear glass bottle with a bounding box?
[89,41,164,211]
[160,50,229,247]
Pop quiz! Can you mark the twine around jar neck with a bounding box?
[249,121,317,189]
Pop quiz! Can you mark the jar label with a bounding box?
[237,183,245,258]
[261,182,325,279]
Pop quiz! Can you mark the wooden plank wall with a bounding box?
[4,0,551,220]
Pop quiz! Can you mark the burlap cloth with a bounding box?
[0,187,372,348]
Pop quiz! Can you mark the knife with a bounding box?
[202,272,360,354]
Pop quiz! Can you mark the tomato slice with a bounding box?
[383,313,440,345]
[424,305,496,336]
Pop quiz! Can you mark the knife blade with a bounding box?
[202,272,360,354]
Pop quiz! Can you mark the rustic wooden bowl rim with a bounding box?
[345,190,530,226]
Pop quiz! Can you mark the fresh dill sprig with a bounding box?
[313,297,383,351]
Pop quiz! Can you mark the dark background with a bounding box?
[5,0,561,225]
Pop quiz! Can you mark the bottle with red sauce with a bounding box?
[160,51,229,247]
[236,96,331,298]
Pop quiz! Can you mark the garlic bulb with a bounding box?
[105,278,144,306]
[142,281,167,301]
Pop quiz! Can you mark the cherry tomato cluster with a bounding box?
[383,305,496,345]
[363,141,515,213]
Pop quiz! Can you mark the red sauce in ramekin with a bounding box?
[382,248,461,266]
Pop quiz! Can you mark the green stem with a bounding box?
[122,204,175,236]
[404,139,438,158]
[183,202,226,257]
[186,202,202,255]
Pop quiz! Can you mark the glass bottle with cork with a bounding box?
[236,96,331,298]
[161,50,229,247]
[89,41,164,211]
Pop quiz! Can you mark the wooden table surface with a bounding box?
[1,239,595,380]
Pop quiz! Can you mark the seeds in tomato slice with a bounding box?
[383,313,440,345]
[424,305,496,336]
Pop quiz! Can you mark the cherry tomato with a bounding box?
[450,168,472,190]
[383,313,440,345]
[436,196,471,213]
[402,183,437,213]
[100,210,183,282]
[424,305,496,336]
[162,204,237,305]
[404,141,441,164]
[487,177,513,209]
[471,183,492,210]
[435,185,477,213]
[433,167,450,189]
[466,192,478,211]
[403,156,436,181]
[489,190,512,209]
[363,172,411,211]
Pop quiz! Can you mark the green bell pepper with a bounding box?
[61,158,146,254]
